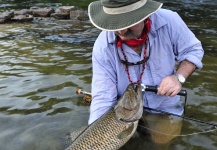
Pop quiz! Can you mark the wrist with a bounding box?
[174,73,186,84]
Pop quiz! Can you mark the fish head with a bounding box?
[114,83,143,122]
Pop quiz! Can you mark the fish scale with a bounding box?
[67,110,138,150]
[66,84,143,150]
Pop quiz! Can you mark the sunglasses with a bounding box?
[117,39,151,66]
[118,56,149,66]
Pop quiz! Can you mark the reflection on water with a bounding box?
[0,0,217,150]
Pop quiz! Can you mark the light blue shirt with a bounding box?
[88,9,204,124]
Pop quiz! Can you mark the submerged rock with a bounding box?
[50,8,70,19]
[50,12,70,19]
[70,10,88,21]
[14,9,33,15]
[11,14,33,22]
[59,6,76,14]
[32,7,55,17]
[0,11,14,23]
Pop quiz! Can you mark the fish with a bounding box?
[65,83,143,150]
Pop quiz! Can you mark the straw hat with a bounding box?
[88,0,163,31]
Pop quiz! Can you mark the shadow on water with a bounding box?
[0,0,217,150]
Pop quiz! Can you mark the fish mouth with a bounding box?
[114,83,143,122]
[118,117,140,123]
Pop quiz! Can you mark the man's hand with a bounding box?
[157,60,196,97]
[157,75,182,97]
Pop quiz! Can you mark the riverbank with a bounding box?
[0,6,88,24]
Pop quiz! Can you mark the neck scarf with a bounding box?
[117,18,151,48]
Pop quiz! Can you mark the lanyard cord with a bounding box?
[119,44,147,84]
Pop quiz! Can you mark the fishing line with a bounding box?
[141,107,217,137]
[144,107,217,127]
[138,124,217,137]
[138,125,217,137]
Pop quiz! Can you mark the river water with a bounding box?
[0,0,216,150]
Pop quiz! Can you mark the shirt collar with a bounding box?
[149,10,167,37]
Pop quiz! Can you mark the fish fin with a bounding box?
[61,126,88,149]
[69,126,88,142]
[117,123,135,139]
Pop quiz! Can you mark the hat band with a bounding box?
[103,0,147,15]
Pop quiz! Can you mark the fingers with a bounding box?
[157,75,182,97]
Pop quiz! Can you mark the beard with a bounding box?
[115,29,139,41]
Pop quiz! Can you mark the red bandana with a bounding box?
[117,18,151,48]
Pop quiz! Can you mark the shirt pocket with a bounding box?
[148,50,176,84]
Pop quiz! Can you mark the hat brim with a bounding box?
[88,0,163,31]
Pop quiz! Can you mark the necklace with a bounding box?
[119,45,147,84]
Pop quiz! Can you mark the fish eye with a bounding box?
[133,84,138,91]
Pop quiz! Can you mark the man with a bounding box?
[88,0,204,148]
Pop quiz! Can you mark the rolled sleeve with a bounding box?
[181,43,204,69]
[170,12,204,69]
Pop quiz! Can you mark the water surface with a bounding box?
[0,0,216,149]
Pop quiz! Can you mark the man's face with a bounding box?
[115,21,145,41]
